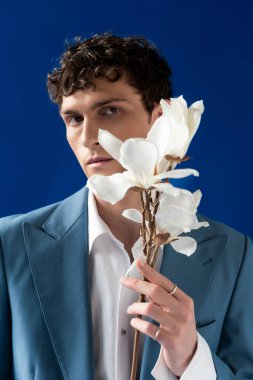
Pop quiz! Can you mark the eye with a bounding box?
[101,106,120,116]
[67,115,83,126]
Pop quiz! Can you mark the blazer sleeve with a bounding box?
[211,234,253,379]
[0,232,13,379]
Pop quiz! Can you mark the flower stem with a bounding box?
[130,190,161,380]
[140,192,148,258]
[130,291,146,380]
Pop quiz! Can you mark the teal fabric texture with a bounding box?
[1,186,253,379]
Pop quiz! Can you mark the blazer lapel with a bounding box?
[140,227,227,379]
[24,186,95,380]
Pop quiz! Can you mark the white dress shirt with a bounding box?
[88,191,216,379]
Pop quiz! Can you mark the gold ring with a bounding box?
[154,326,160,340]
[169,284,177,296]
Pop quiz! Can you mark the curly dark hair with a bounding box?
[47,32,173,114]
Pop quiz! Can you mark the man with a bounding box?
[0,33,253,380]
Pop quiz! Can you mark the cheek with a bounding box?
[66,132,78,151]
[115,118,151,141]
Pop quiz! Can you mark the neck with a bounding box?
[94,190,142,258]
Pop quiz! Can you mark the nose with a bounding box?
[81,116,99,147]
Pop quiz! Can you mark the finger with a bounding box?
[127,302,177,326]
[130,318,168,345]
[135,259,187,302]
[130,317,160,339]
[120,276,180,312]
[145,295,162,307]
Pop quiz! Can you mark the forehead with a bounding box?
[60,78,140,115]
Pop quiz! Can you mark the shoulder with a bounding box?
[0,200,60,237]
[0,186,88,238]
[196,212,251,262]
[197,212,245,239]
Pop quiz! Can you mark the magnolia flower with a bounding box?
[147,96,204,173]
[87,135,198,204]
[87,96,204,204]
[122,190,209,256]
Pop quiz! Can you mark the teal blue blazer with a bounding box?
[1,186,253,379]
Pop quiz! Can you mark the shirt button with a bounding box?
[121,328,127,335]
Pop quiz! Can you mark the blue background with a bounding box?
[0,0,252,237]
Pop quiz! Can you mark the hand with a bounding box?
[120,258,197,377]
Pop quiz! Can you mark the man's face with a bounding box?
[60,78,161,178]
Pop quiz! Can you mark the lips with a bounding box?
[86,157,113,165]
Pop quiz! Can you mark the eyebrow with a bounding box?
[59,97,129,116]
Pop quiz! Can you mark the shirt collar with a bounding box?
[88,190,163,265]
[88,190,114,253]
[88,191,141,256]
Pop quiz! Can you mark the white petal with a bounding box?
[155,210,183,236]
[147,115,175,170]
[148,99,189,171]
[161,120,189,162]
[159,98,170,113]
[171,236,197,256]
[122,208,142,223]
[160,97,187,123]
[152,168,199,181]
[192,190,202,209]
[192,221,209,230]
[98,129,123,161]
[153,183,194,200]
[159,190,196,212]
[188,100,204,138]
[183,100,204,155]
[156,206,198,234]
[156,218,181,236]
[87,172,133,204]
[153,183,184,196]
[120,139,158,185]
[168,96,188,123]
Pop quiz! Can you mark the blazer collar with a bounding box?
[42,185,89,241]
